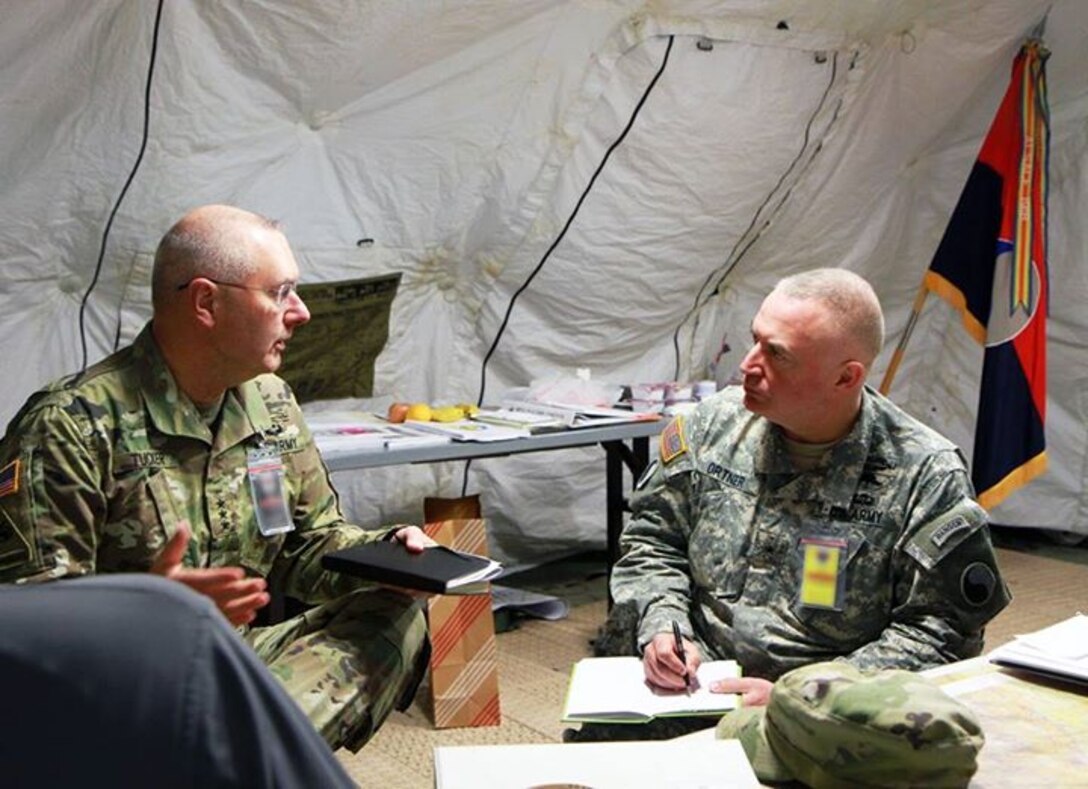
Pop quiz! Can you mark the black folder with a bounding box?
[321,541,502,594]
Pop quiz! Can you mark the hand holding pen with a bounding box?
[672,620,693,693]
[643,626,701,692]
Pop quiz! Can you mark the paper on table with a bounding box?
[308,413,392,450]
[406,419,530,442]
[1015,613,1088,659]
[499,399,660,429]
[562,655,740,723]
[307,411,451,452]
[471,408,568,433]
[988,613,1088,684]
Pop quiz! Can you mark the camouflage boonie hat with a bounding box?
[716,662,983,788]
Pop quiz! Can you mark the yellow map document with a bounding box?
[562,656,740,723]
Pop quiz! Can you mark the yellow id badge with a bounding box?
[799,536,847,610]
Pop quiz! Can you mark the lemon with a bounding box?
[405,403,433,422]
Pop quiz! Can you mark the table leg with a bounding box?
[603,436,651,608]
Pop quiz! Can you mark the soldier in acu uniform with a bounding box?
[580,268,1009,740]
[0,205,430,753]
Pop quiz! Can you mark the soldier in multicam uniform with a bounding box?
[0,205,430,753]
[602,268,1009,727]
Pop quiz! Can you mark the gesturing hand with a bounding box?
[150,522,270,626]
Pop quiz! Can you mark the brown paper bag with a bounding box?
[423,517,502,728]
[424,494,481,522]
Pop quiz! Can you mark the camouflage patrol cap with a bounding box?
[716,662,983,788]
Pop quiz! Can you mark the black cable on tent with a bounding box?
[669,49,843,380]
[77,0,165,370]
[460,35,675,497]
[474,35,675,408]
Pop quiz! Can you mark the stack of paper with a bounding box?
[471,407,568,433]
[988,613,1088,685]
[500,399,661,429]
[307,412,451,452]
[405,418,530,442]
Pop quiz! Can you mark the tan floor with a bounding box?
[337,543,1088,788]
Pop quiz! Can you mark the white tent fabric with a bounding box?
[2,1,1084,565]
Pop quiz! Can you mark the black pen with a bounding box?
[672,620,691,693]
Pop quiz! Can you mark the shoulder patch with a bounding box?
[659,417,688,465]
[931,515,971,548]
[960,562,998,607]
[905,503,986,571]
[0,459,20,498]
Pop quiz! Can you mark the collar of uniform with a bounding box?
[133,325,212,442]
[133,325,268,449]
[815,387,879,508]
[752,418,796,478]
[218,376,275,451]
[752,388,878,508]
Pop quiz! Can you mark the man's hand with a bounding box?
[391,525,436,552]
[150,522,269,627]
[643,630,701,692]
[381,525,439,599]
[709,676,773,707]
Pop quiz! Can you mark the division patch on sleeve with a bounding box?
[0,459,20,498]
[659,417,688,465]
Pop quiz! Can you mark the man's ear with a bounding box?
[836,360,866,391]
[189,280,218,329]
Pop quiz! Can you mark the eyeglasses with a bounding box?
[177,277,299,307]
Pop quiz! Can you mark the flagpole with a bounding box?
[878,282,930,396]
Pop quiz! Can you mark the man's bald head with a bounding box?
[771,268,885,367]
[151,205,283,313]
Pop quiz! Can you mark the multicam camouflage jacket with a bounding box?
[611,386,1011,680]
[0,324,385,604]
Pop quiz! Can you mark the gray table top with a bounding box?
[320,418,665,471]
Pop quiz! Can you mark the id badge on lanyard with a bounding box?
[246,447,295,537]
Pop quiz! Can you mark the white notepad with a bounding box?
[562,656,741,723]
